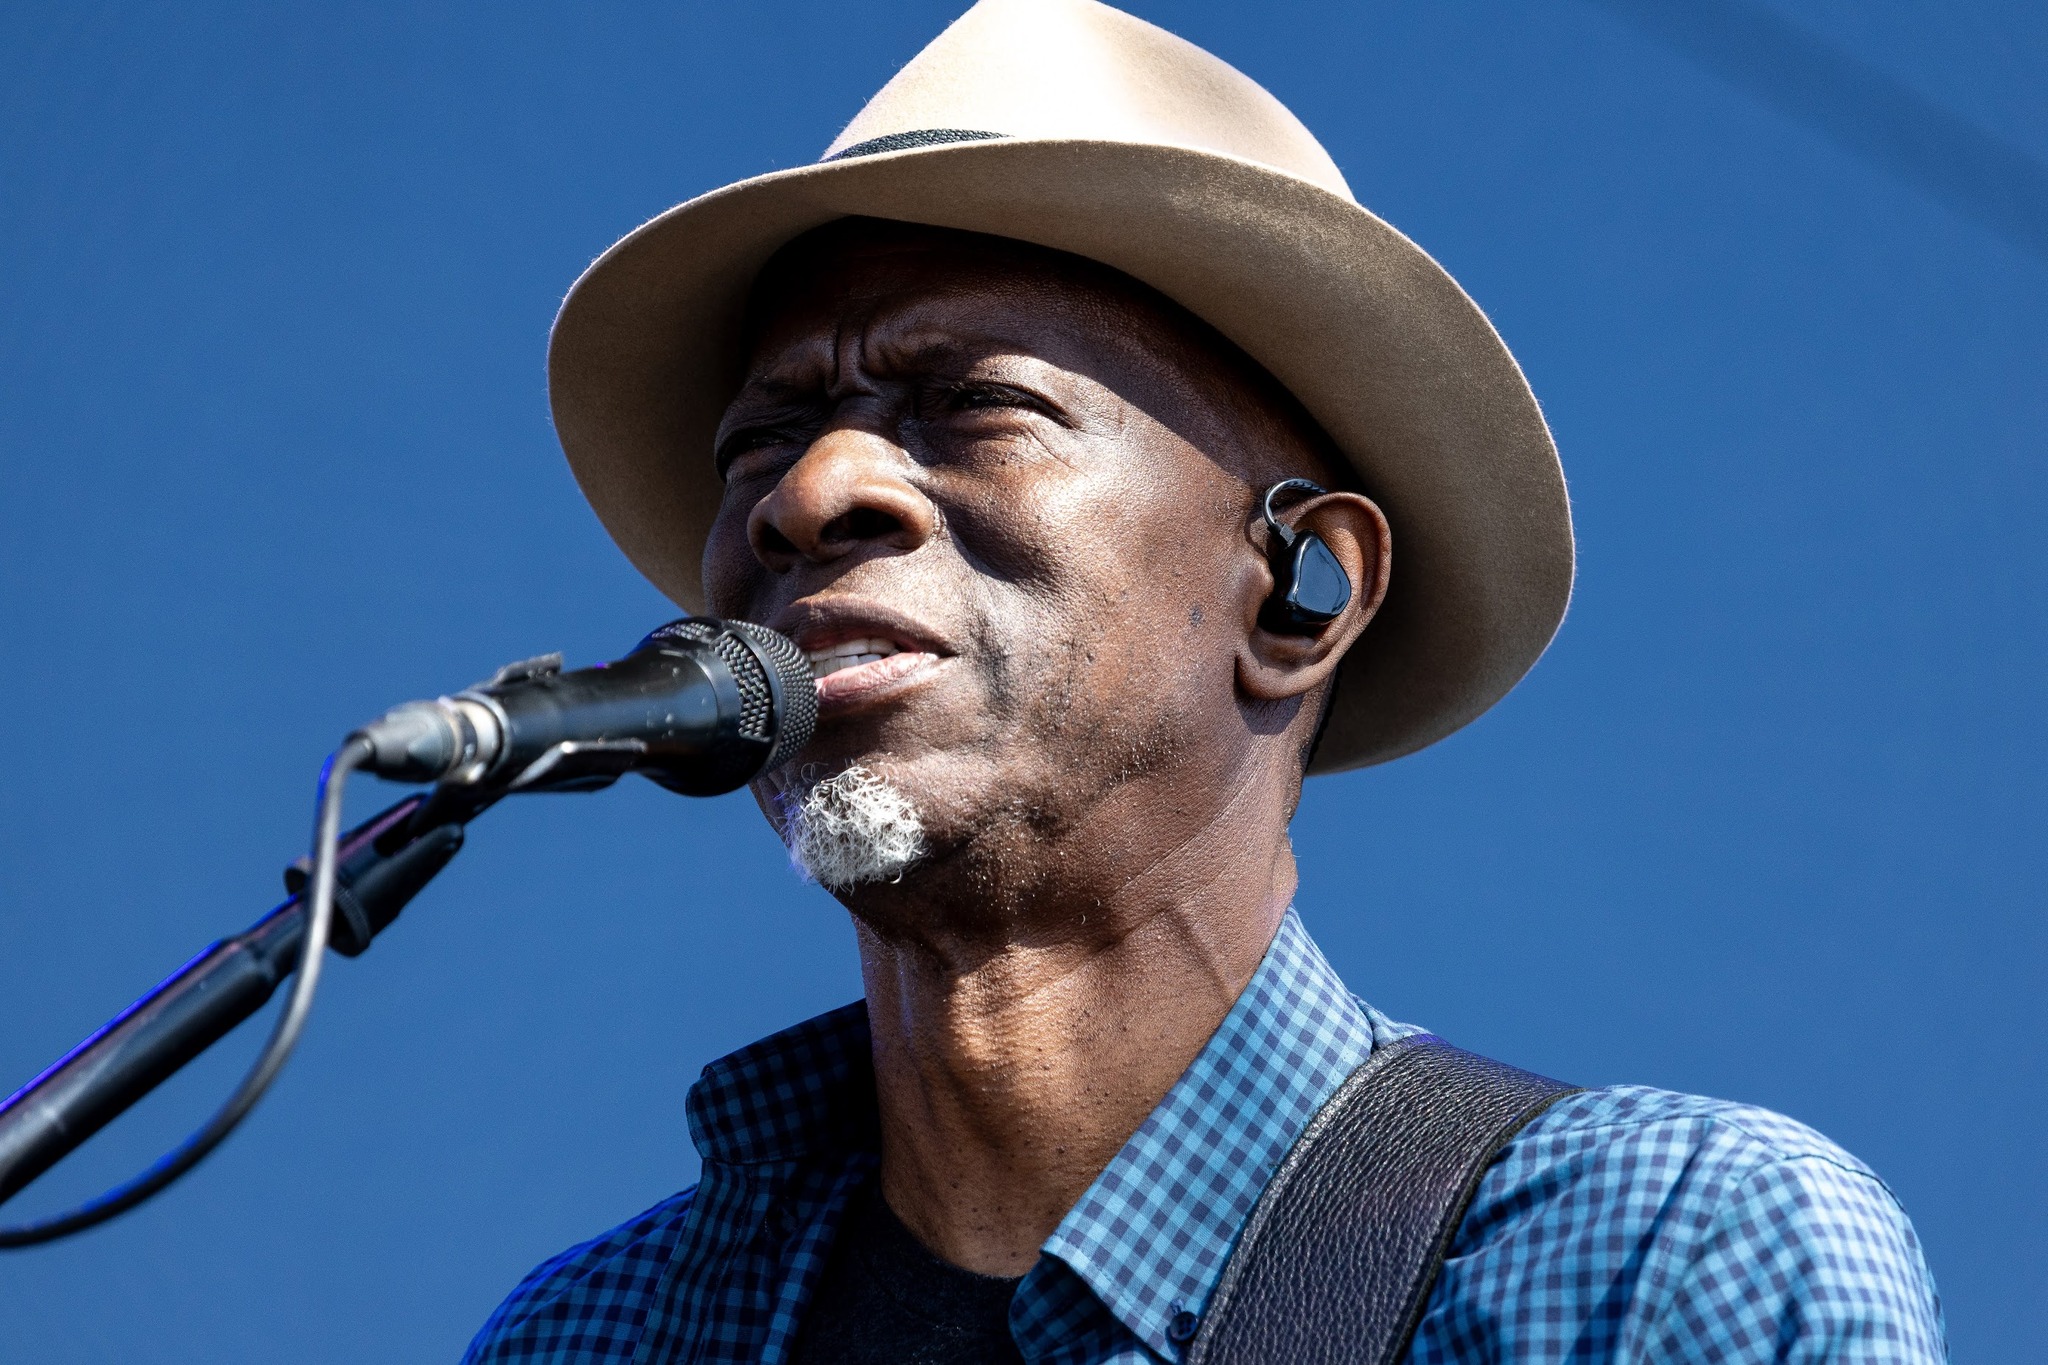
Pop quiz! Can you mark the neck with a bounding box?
[850,764,1296,1276]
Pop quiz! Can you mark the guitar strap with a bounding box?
[1185,1035,1580,1365]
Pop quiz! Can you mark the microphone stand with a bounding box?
[0,783,493,1216]
[0,614,814,1245]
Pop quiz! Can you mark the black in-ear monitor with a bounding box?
[1259,479,1353,633]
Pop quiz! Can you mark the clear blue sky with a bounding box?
[2,2,2041,1359]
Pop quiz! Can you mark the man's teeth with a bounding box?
[805,637,906,678]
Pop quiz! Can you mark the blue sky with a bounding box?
[1,2,2041,1359]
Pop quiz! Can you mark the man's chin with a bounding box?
[767,760,929,893]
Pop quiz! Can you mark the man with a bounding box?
[469,2,1945,1361]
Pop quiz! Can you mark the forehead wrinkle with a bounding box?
[829,310,865,398]
[747,228,1340,488]
[749,295,1123,435]
[839,285,1086,380]
[761,250,1139,378]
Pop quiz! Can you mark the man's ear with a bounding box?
[1237,490,1390,702]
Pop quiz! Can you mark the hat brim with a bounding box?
[548,137,1571,773]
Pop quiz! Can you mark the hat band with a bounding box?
[823,128,1006,162]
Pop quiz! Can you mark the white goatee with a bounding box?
[778,765,927,891]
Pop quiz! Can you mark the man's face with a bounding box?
[702,224,1330,921]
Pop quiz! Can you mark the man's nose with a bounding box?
[746,425,938,572]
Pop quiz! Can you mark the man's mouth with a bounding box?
[805,637,909,677]
[801,633,946,707]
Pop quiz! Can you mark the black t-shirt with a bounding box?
[790,1176,1026,1365]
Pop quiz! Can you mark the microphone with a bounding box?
[354,618,817,797]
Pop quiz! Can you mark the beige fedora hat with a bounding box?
[549,0,1572,774]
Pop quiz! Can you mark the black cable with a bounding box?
[0,735,374,1247]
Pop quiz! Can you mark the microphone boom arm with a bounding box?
[0,787,486,1220]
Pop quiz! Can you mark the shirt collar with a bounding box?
[686,1000,877,1165]
[1026,908,1392,1359]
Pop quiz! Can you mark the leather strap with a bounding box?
[1185,1035,1579,1365]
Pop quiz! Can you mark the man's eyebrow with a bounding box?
[724,375,817,409]
[868,329,1027,375]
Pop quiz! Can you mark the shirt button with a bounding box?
[1167,1310,1200,1345]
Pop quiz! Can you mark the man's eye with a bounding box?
[934,380,1038,415]
[716,428,798,477]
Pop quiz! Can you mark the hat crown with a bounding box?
[822,0,1352,200]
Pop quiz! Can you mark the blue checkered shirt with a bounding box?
[464,910,1946,1363]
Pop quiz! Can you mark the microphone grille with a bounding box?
[727,620,818,767]
[641,617,817,769]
